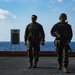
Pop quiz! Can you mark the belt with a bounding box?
[32,37,40,39]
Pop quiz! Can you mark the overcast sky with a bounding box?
[0,0,75,41]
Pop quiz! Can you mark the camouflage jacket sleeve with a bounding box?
[67,25,73,43]
[50,24,58,37]
[39,25,45,42]
[24,25,29,42]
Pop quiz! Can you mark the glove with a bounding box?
[24,41,27,46]
[40,41,45,46]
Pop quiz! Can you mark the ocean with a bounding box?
[0,42,75,52]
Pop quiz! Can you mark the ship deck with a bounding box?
[0,56,75,75]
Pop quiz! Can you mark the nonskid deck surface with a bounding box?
[0,57,75,75]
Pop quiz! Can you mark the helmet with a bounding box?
[59,13,67,20]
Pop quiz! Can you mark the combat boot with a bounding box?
[63,67,69,73]
[58,64,62,70]
[33,62,37,68]
[28,62,33,68]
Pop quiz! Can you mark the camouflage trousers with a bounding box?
[26,39,40,63]
[55,40,69,68]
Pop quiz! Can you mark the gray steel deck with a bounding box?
[0,57,75,75]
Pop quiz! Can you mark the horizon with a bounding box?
[0,0,75,41]
[0,41,75,42]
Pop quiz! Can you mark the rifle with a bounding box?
[65,42,75,56]
[66,42,72,52]
[56,23,72,52]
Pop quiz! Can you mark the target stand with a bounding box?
[10,29,20,50]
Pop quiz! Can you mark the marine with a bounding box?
[24,15,45,68]
[51,13,73,73]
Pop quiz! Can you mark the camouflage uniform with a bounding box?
[51,22,73,69]
[24,22,45,67]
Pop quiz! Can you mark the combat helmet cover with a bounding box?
[59,13,67,20]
